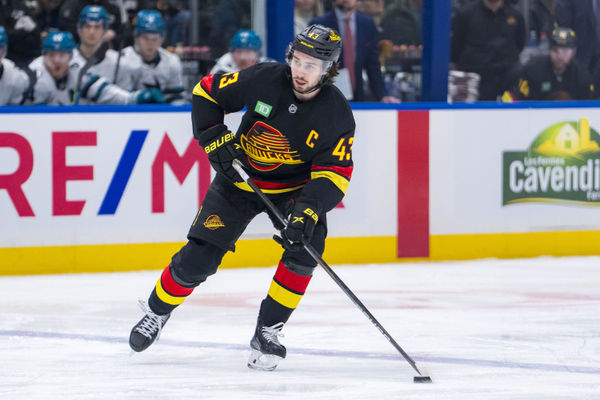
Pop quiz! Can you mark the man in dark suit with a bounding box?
[310,0,399,102]
[451,0,526,100]
[558,0,599,72]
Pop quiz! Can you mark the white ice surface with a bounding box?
[1,256,599,399]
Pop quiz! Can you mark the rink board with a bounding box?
[1,104,599,274]
[425,105,600,259]
[0,107,397,274]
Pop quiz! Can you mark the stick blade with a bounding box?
[413,362,432,383]
[413,375,433,383]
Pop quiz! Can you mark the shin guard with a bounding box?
[148,264,195,315]
[260,261,312,326]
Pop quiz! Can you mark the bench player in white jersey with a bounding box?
[120,10,185,103]
[210,29,274,75]
[0,25,30,106]
[29,31,165,106]
[72,5,133,90]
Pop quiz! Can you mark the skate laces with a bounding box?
[135,300,169,339]
[260,322,285,344]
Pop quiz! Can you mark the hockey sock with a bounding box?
[148,264,195,315]
[259,261,312,326]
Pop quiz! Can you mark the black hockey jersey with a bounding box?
[512,56,594,101]
[192,62,355,212]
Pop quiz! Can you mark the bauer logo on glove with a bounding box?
[274,202,320,251]
[200,124,246,182]
[204,132,236,154]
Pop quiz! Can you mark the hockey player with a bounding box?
[119,10,185,103]
[129,24,355,371]
[0,25,30,106]
[504,27,594,101]
[210,29,274,74]
[73,5,133,90]
[30,31,165,105]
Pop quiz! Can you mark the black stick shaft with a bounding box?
[232,160,426,376]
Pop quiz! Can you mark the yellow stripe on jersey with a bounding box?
[311,170,350,194]
[192,82,218,104]
[234,181,306,194]
[155,279,187,305]
[268,280,303,309]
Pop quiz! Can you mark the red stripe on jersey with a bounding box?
[161,265,194,296]
[251,178,309,190]
[273,261,312,294]
[311,165,354,180]
[201,74,215,94]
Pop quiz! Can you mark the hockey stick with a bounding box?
[112,0,128,84]
[232,160,432,383]
[73,41,109,105]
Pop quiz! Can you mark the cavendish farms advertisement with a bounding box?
[503,118,600,206]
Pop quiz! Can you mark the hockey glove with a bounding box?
[202,124,245,182]
[275,202,320,251]
[135,88,166,104]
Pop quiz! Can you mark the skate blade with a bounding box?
[247,349,282,371]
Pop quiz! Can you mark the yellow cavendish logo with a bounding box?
[329,31,340,41]
[535,118,600,158]
[240,121,302,171]
[204,215,225,230]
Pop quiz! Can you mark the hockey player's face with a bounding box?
[79,22,105,47]
[232,49,259,70]
[44,51,71,79]
[550,47,575,74]
[136,33,163,61]
[290,51,324,93]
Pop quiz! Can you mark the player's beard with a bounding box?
[292,76,319,94]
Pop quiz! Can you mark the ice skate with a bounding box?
[129,300,170,352]
[247,320,286,371]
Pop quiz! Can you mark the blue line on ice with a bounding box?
[3,329,599,375]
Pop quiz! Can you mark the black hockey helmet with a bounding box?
[550,27,576,48]
[289,24,342,63]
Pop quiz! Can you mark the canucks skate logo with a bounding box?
[503,118,600,206]
[239,121,302,171]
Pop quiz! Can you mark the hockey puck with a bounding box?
[413,376,432,383]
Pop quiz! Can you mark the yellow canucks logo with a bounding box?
[518,79,530,97]
[329,31,340,41]
[204,215,225,230]
[240,121,302,171]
